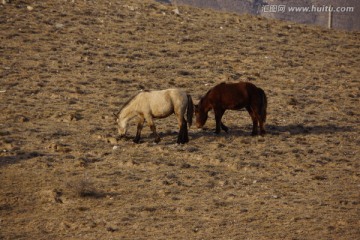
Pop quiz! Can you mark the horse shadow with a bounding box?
[119,123,354,144]
[265,123,354,136]
[188,123,355,140]
[189,127,247,139]
[0,151,43,167]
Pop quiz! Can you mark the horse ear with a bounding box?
[112,113,118,121]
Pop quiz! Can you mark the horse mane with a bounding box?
[199,84,217,105]
[116,90,151,115]
[117,93,139,115]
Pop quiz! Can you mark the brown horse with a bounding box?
[195,82,267,135]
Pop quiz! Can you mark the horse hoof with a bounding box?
[177,137,188,144]
[133,139,140,144]
[154,138,161,143]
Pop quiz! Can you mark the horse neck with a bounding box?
[200,96,211,113]
[119,103,137,121]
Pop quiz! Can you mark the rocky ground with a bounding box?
[0,0,359,239]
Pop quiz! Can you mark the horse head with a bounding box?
[113,112,127,137]
[118,124,127,138]
[194,99,208,129]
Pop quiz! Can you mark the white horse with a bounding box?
[115,89,194,144]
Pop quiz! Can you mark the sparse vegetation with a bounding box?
[0,0,359,239]
[67,175,104,198]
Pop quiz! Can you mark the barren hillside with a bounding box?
[175,0,360,31]
[1,0,359,239]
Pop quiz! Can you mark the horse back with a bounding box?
[207,82,253,109]
[146,89,188,118]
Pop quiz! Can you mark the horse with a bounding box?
[115,89,194,144]
[195,82,267,136]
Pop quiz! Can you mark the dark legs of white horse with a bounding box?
[140,115,161,143]
[177,118,189,144]
[133,123,160,144]
[134,115,189,144]
[150,125,161,143]
[133,117,159,144]
[133,119,144,143]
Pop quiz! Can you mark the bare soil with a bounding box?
[1,0,359,239]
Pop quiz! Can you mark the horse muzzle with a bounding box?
[118,128,127,137]
[196,123,204,129]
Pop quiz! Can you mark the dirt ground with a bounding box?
[1,0,359,239]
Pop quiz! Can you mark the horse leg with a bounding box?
[259,120,266,135]
[246,106,259,136]
[214,108,225,134]
[146,115,161,143]
[251,103,266,136]
[133,117,144,143]
[221,122,229,133]
[182,118,189,143]
[176,114,188,144]
[256,102,266,135]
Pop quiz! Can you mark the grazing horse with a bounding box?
[195,82,267,135]
[115,89,194,144]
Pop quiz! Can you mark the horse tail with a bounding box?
[258,87,267,123]
[186,94,194,128]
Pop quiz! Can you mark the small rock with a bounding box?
[48,143,71,153]
[65,113,82,122]
[172,8,180,15]
[181,163,191,169]
[3,143,14,151]
[289,98,298,106]
[0,131,10,136]
[123,5,136,11]
[106,226,119,232]
[112,145,119,150]
[107,137,117,145]
[55,23,64,29]
[283,131,291,137]
[27,5,33,11]
[15,115,29,122]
